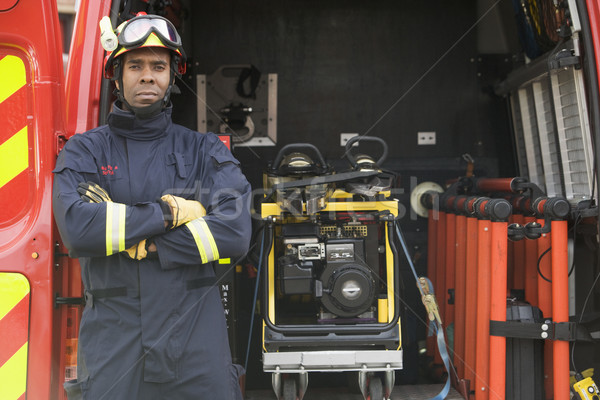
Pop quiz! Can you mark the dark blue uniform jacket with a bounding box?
[53,104,251,400]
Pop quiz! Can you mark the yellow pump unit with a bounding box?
[258,137,403,400]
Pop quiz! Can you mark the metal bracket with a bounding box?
[54,292,84,308]
[548,49,580,70]
[490,320,593,342]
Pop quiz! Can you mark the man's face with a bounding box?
[116,47,171,109]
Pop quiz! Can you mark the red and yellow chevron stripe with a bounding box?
[0,273,30,400]
[0,53,31,224]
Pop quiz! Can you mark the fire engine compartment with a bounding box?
[99,0,600,397]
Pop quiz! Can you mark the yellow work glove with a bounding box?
[160,194,206,229]
[124,239,148,260]
[78,181,112,203]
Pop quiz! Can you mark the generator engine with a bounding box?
[277,221,381,322]
[259,138,402,400]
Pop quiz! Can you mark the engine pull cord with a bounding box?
[394,220,451,400]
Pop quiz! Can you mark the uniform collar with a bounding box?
[108,102,172,141]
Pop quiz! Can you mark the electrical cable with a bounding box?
[570,248,600,374]
[568,214,582,278]
[245,224,265,266]
[244,228,265,373]
[537,246,552,282]
[537,214,582,282]
[566,169,597,375]
[540,0,565,42]
[527,0,557,50]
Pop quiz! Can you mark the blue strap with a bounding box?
[395,222,451,400]
[432,317,452,400]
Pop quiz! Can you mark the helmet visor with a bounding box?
[118,16,181,49]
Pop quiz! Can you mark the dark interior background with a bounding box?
[168,0,523,388]
[174,0,518,181]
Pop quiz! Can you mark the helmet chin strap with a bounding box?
[120,95,165,119]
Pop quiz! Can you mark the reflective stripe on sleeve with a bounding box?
[185,218,219,264]
[105,202,126,255]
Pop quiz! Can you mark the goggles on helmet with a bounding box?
[117,15,182,51]
[104,13,186,79]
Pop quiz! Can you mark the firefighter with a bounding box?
[52,13,251,400]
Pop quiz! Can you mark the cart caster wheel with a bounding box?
[283,376,298,400]
[367,376,383,400]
